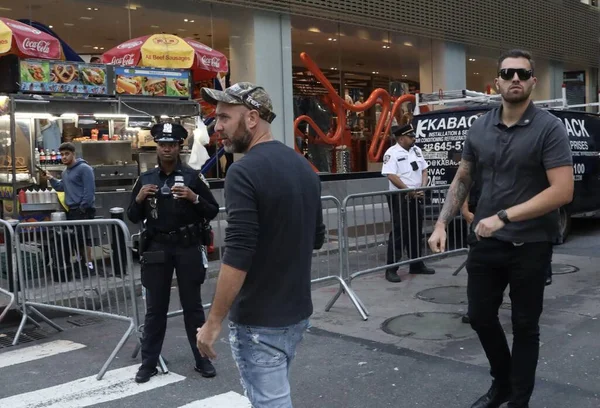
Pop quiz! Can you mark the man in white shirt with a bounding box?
[381,124,435,282]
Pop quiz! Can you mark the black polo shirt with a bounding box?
[462,102,572,243]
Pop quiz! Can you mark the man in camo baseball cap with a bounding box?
[200,82,276,154]
[201,82,276,124]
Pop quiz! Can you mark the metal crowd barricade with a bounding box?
[132,195,368,369]
[326,185,469,319]
[0,219,17,324]
[13,218,139,380]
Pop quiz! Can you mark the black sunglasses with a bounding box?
[498,68,533,81]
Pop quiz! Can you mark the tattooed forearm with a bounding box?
[437,160,474,226]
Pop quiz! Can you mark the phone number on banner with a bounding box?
[422,141,465,152]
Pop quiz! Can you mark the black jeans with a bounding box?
[141,240,207,368]
[386,194,424,270]
[466,238,552,407]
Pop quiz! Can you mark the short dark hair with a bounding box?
[497,49,535,74]
[59,142,76,153]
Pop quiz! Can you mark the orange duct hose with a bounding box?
[296,52,429,162]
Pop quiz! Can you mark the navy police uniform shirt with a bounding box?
[127,162,219,232]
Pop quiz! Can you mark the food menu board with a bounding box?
[113,66,191,99]
[19,59,109,95]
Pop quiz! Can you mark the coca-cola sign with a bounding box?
[117,40,143,50]
[110,54,136,65]
[200,55,221,69]
[23,38,51,54]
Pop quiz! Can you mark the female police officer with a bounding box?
[128,122,220,383]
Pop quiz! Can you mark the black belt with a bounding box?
[149,223,203,246]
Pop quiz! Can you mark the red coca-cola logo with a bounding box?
[117,40,143,50]
[110,54,136,65]
[22,38,51,54]
[200,55,221,69]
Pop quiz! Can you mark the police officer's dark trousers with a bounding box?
[386,193,424,271]
[141,240,207,369]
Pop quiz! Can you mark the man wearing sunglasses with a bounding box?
[196,82,326,407]
[429,49,573,408]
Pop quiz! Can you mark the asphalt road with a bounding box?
[0,216,599,407]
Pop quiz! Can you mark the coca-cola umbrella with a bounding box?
[101,34,227,80]
[0,17,63,60]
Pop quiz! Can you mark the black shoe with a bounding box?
[194,359,216,378]
[471,381,510,408]
[462,314,470,324]
[545,276,552,286]
[409,263,435,275]
[385,269,402,283]
[135,366,158,383]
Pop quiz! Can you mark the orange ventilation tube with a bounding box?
[294,52,429,163]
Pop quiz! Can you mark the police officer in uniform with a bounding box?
[381,123,435,282]
[127,123,220,383]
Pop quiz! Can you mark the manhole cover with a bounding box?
[0,328,49,349]
[67,316,104,327]
[382,312,474,340]
[416,286,468,305]
[552,263,578,275]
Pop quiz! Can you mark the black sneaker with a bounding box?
[135,366,158,383]
[409,263,436,275]
[194,359,216,378]
[385,269,402,282]
[470,381,510,408]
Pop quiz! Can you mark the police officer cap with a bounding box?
[151,122,188,143]
[393,123,416,138]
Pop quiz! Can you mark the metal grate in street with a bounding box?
[0,328,49,349]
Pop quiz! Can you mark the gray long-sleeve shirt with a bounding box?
[223,140,325,327]
[50,158,96,209]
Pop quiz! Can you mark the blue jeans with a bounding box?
[229,319,309,408]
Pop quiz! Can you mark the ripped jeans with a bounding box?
[228,320,309,408]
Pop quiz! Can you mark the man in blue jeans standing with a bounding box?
[196,82,326,407]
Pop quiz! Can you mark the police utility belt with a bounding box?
[146,223,209,247]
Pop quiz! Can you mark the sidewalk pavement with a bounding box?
[309,252,600,405]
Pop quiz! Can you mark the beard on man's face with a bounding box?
[500,83,533,104]
[223,120,253,154]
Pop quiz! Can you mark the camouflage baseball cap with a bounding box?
[201,82,276,123]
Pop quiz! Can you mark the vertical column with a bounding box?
[533,60,564,101]
[419,40,466,93]
[585,68,598,112]
[229,10,294,148]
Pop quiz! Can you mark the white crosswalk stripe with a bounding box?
[178,391,252,408]
[0,364,186,408]
[0,340,86,369]
[0,340,252,408]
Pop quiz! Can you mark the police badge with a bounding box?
[383,154,391,164]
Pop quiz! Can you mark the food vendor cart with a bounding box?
[0,57,201,234]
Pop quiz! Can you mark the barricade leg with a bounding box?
[28,305,64,332]
[453,259,468,276]
[0,288,15,324]
[97,319,136,380]
[324,278,368,321]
